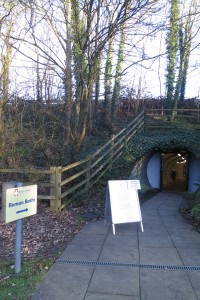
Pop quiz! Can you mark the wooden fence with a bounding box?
[0,108,199,210]
[0,110,145,210]
[144,108,200,131]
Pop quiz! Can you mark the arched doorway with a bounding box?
[135,151,200,193]
[161,152,188,192]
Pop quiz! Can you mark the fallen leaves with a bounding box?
[0,275,10,282]
[0,208,85,260]
[0,181,105,261]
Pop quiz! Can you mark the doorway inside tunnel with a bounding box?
[161,152,188,192]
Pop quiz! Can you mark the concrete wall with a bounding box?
[147,153,161,189]
[130,156,152,191]
[188,154,200,192]
[131,151,200,192]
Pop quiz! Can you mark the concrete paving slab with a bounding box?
[159,198,183,206]
[108,223,138,236]
[70,232,106,246]
[177,248,200,265]
[141,205,160,212]
[141,215,163,223]
[163,220,193,229]
[159,203,182,211]
[85,293,140,300]
[186,272,200,300]
[158,209,181,217]
[158,210,181,216]
[161,194,183,201]
[99,245,139,263]
[139,234,174,248]
[60,244,102,260]
[167,227,200,238]
[88,266,140,296]
[31,264,94,300]
[137,226,169,236]
[159,202,182,210]
[140,269,197,300]
[80,220,110,234]
[141,202,162,209]
[104,234,138,248]
[139,247,183,265]
[161,196,182,201]
[141,218,163,227]
[161,215,187,223]
[141,210,159,216]
[171,235,200,249]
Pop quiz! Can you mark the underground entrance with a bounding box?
[161,152,188,192]
[131,151,200,193]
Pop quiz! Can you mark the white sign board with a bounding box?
[5,185,37,223]
[107,180,143,234]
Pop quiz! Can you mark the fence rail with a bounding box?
[0,108,199,210]
[145,108,200,131]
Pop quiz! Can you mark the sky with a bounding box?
[121,0,200,99]
[11,31,200,101]
[7,0,200,101]
[122,31,200,99]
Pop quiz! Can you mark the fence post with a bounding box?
[109,134,115,170]
[141,109,146,133]
[50,166,62,210]
[86,155,92,191]
[125,126,129,151]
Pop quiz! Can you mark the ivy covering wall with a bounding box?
[123,129,200,191]
[126,129,200,162]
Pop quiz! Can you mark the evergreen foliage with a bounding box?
[125,129,200,162]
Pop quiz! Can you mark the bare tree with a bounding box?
[166,0,200,111]
[0,1,22,132]
[9,0,163,160]
[175,0,199,103]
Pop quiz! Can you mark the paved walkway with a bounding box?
[31,192,200,300]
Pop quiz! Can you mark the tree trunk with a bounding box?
[166,0,179,111]
[63,0,73,146]
[0,35,12,133]
[111,13,126,124]
[94,0,101,115]
[104,36,114,129]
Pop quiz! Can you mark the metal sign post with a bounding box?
[15,219,23,274]
[2,183,37,274]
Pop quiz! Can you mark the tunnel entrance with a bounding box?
[161,152,188,192]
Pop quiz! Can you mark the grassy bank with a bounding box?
[180,191,200,232]
[0,258,55,300]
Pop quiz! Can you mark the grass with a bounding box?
[190,191,200,224]
[181,191,200,232]
[0,258,56,300]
